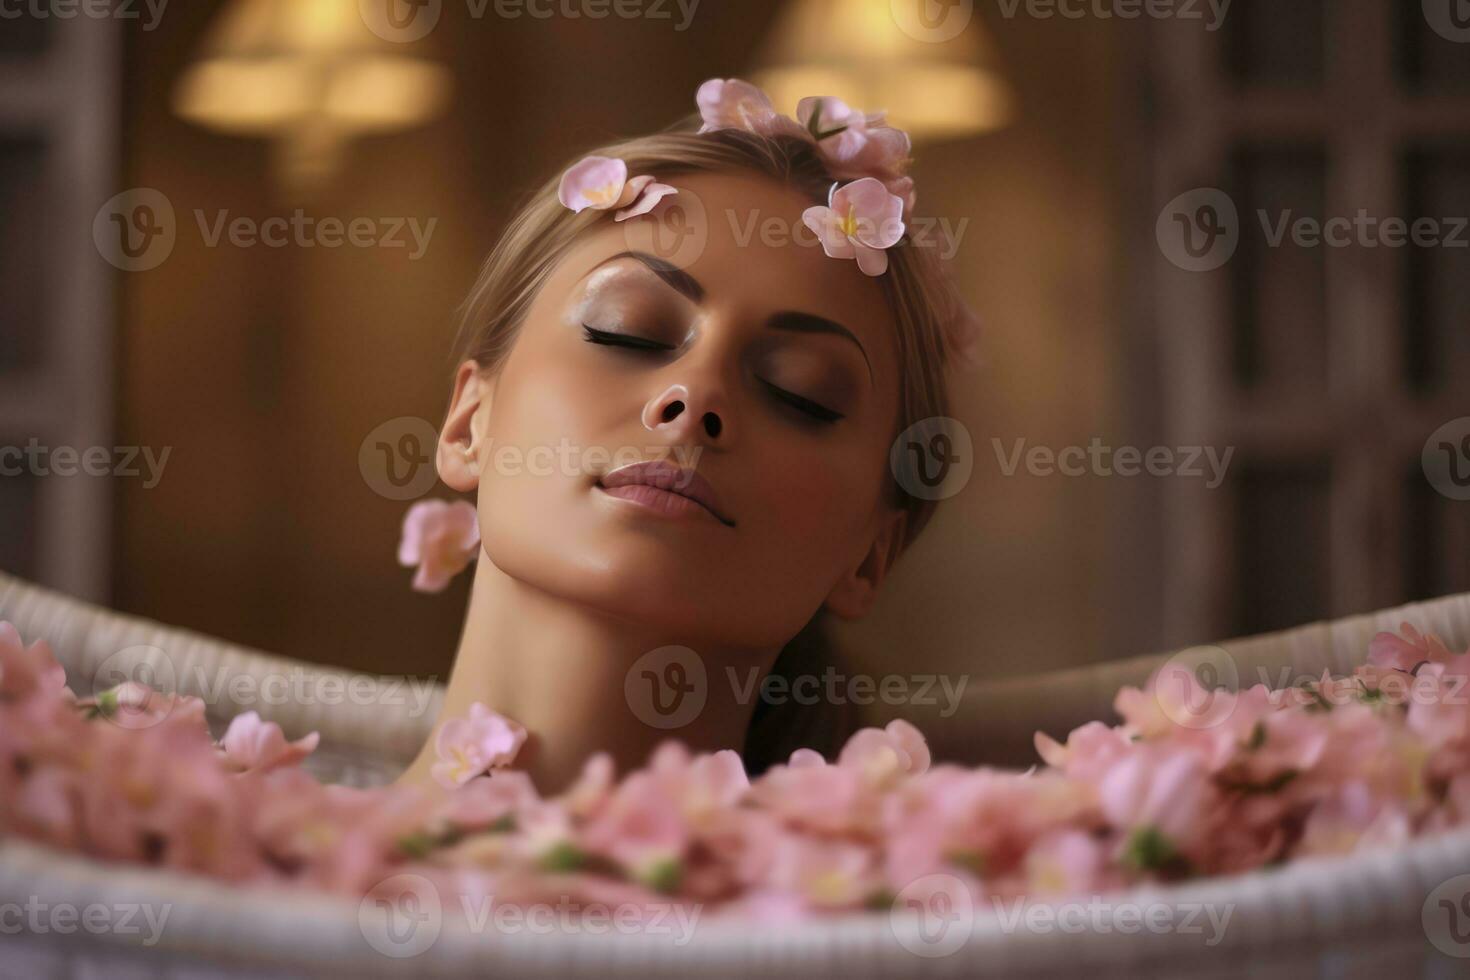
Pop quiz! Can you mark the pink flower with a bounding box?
[1034,721,1132,782]
[1369,622,1462,672]
[563,751,616,818]
[837,718,930,786]
[398,499,480,593]
[431,702,527,789]
[0,621,66,702]
[581,770,691,881]
[750,750,868,834]
[220,711,321,773]
[1096,744,1215,859]
[802,177,907,276]
[796,95,913,186]
[758,833,878,910]
[695,78,807,141]
[1297,782,1412,856]
[1024,829,1108,896]
[557,156,678,222]
[437,768,539,831]
[795,95,883,163]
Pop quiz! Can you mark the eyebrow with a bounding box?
[766,311,872,382]
[590,251,872,381]
[597,251,704,303]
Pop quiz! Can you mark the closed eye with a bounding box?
[584,324,843,424]
[582,324,676,352]
[757,377,845,424]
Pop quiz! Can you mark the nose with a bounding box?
[642,382,728,443]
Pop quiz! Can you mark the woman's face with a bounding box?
[443,171,907,649]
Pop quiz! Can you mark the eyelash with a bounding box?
[581,324,845,425]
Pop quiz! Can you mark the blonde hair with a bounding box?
[451,123,969,768]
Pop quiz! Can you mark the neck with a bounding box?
[399,555,778,793]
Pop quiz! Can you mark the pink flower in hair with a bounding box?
[795,96,912,191]
[802,177,907,276]
[696,78,807,141]
[431,701,528,789]
[558,155,678,222]
[398,499,480,593]
[220,711,321,773]
[795,96,882,161]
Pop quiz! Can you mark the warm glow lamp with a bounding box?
[172,0,452,189]
[752,0,1014,140]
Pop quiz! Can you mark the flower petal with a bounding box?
[558,156,630,213]
[614,182,678,221]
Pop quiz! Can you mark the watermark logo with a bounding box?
[94,189,437,270]
[1152,645,1239,730]
[890,873,974,958]
[359,873,442,958]
[90,645,179,730]
[94,188,176,272]
[89,646,439,729]
[622,188,709,270]
[1423,873,1470,957]
[890,416,974,502]
[1424,0,1470,43]
[359,0,443,42]
[725,208,968,261]
[1157,188,1239,272]
[890,0,974,44]
[362,0,700,42]
[1423,417,1470,502]
[1162,188,1470,271]
[625,645,707,730]
[360,416,441,500]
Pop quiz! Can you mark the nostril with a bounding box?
[661,401,683,423]
[704,413,722,438]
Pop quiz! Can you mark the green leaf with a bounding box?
[946,849,987,876]
[1246,721,1266,750]
[538,841,588,873]
[1123,826,1191,877]
[640,857,683,895]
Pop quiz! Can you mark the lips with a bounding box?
[597,459,734,527]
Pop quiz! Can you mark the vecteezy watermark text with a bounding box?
[1158,187,1470,273]
[357,0,701,43]
[0,440,171,489]
[0,897,172,947]
[726,665,968,718]
[93,188,438,272]
[623,645,970,731]
[358,873,702,958]
[992,437,1234,489]
[193,210,436,259]
[0,0,168,30]
[993,0,1231,31]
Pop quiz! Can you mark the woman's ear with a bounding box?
[437,360,494,492]
[823,508,909,620]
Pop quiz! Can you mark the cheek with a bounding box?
[752,427,889,553]
[472,348,599,541]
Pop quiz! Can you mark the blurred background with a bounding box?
[1,0,1468,704]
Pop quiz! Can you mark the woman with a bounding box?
[397,79,974,792]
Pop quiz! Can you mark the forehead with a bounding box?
[545,170,904,378]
